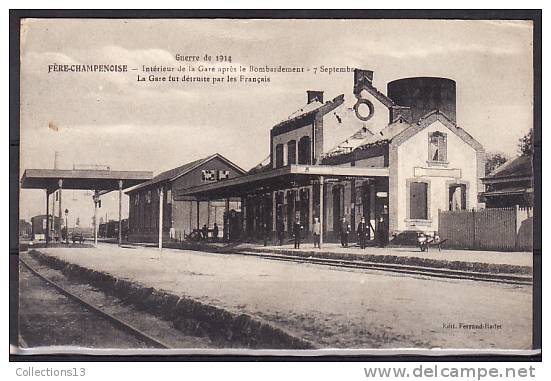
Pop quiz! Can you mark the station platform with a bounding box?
[133,240,533,275]
[25,243,533,350]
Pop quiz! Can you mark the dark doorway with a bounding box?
[286,190,296,232]
[410,182,428,220]
[449,184,467,210]
[332,185,342,236]
[361,182,372,240]
[275,191,285,232]
[299,188,310,232]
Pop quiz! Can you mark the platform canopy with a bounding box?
[176,164,389,200]
[20,169,153,192]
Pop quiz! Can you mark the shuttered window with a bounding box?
[275,144,284,167]
[298,136,312,164]
[410,182,428,220]
[287,140,297,164]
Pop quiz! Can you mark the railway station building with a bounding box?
[126,153,245,242]
[178,69,486,243]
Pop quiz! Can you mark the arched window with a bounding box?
[298,136,312,164]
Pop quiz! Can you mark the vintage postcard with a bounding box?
[15,16,538,356]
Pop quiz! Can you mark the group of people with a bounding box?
[337,216,375,249]
[200,222,219,241]
[273,215,385,249]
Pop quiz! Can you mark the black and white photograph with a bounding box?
[11,13,540,359]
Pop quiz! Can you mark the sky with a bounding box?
[19,19,533,224]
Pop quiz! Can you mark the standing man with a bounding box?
[340,217,351,248]
[213,223,219,242]
[312,217,321,249]
[357,216,368,249]
[201,224,209,241]
[376,216,388,247]
[293,218,303,249]
[276,219,285,246]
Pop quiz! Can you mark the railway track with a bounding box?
[105,241,532,285]
[230,251,533,286]
[19,257,171,349]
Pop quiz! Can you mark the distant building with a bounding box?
[482,155,533,208]
[126,153,245,242]
[180,69,485,242]
[19,219,32,238]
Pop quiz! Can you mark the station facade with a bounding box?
[180,69,486,243]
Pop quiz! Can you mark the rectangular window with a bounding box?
[275,144,284,167]
[428,131,447,162]
[298,136,312,164]
[287,140,297,165]
[167,189,172,204]
[410,182,428,220]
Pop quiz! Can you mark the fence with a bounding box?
[438,206,533,251]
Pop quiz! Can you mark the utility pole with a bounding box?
[58,179,63,240]
[319,176,324,246]
[93,191,100,247]
[158,187,164,255]
[45,190,50,244]
[118,180,123,246]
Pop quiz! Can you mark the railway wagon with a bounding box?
[30,215,62,241]
[98,219,129,239]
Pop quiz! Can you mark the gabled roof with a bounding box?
[126,153,245,194]
[323,110,484,163]
[389,110,484,152]
[485,155,533,180]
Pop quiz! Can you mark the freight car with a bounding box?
[98,219,128,239]
[30,215,62,241]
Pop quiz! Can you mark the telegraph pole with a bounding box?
[58,179,63,240]
[319,176,324,246]
[118,180,123,246]
[158,187,164,254]
[93,191,99,247]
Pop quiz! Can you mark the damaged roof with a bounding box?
[272,94,345,134]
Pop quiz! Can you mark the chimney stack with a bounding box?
[307,90,324,104]
[354,69,374,87]
[353,69,374,97]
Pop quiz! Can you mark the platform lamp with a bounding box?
[64,208,69,244]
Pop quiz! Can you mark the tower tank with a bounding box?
[387,77,456,123]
